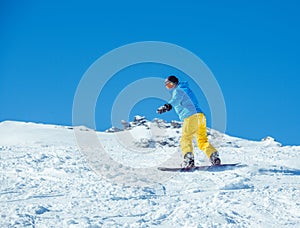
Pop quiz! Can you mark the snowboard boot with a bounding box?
[209,152,221,166]
[182,152,195,168]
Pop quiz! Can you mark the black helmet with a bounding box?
[166,75,179,85]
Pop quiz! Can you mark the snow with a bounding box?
[0,119,300,227]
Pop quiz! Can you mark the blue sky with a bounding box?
[1,0,300,145]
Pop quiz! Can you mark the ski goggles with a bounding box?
[165,80,175,89]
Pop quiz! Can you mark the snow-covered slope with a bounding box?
[0,119,299,227]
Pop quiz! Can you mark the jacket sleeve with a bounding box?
[168,89,182,107]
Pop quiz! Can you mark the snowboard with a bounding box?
[157,163,240,172]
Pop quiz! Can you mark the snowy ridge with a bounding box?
[0,119,299,227]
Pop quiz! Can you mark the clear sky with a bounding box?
[1,0,300,145]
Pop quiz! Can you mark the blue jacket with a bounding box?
[168,82,203,121]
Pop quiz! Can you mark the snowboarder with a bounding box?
[157,75,221,168]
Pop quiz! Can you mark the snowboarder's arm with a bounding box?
[157,89,182,114]
[168,89,182,107]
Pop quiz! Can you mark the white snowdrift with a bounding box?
[0,119,299,227]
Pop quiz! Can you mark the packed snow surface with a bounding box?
[0,119,299,227]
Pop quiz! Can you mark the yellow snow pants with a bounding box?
[180,113,217,158]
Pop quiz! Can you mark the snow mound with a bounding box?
[0,119,299,227]
[106,116,182,149]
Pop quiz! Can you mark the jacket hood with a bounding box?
[178,81,189,88]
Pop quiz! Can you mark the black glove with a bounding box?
[156,104,172,114]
